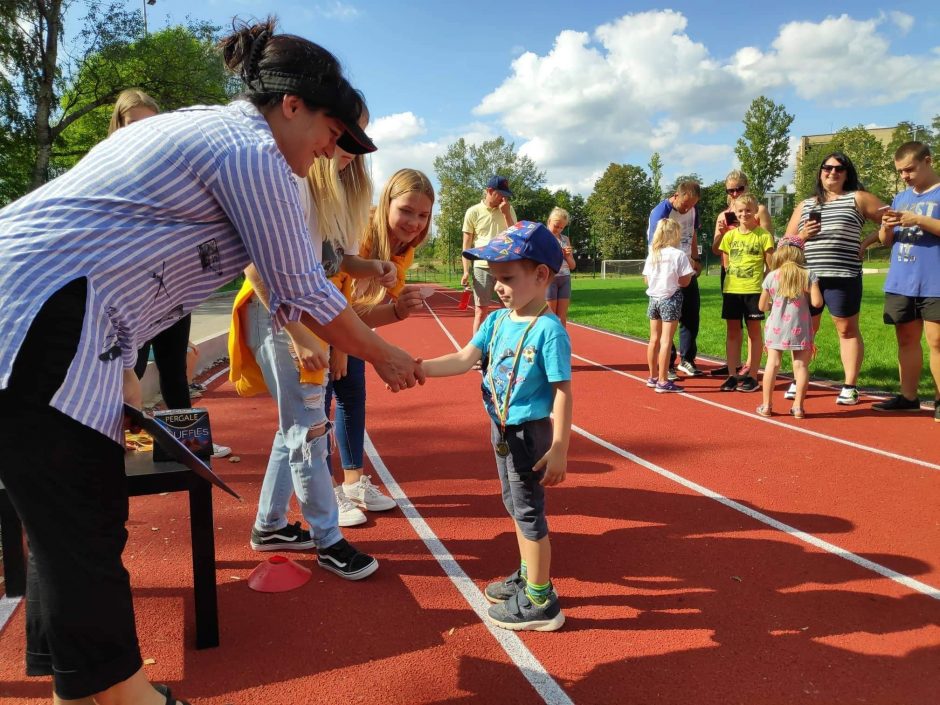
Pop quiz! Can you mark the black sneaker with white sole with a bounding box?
[872,394,920,412]
[736,376,759,393]
[316,538,378,580]
[250,521,317,551]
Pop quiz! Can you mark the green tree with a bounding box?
[53,23,235,171]
[0,0,232,203]
[795,125,893,203]
[648,152,664,201]
[666,172,703,197]
[586,163,656,259]
[433,136,545,271]
[735,96,794,198]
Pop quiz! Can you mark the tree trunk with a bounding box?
[29,0,63,191]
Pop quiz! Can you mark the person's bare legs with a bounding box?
[516,524,550,586]
[792,349,812,413]
[472,303,490,335]
[831,313,863,386]
[744,319,763,379]
[659,320,678,382]
[926,320,940,400]
[648,318,662,380]
[554,298,570,328]
[894,320,924,400]
[726,320,743,375]
[762,348,781,411]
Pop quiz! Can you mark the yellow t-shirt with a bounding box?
[462,200,517,269]
[719,227,774,294]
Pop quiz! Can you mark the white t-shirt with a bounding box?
[669,208,696,256]
[643,246,694,298]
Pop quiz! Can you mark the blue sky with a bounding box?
[100,1,940,194]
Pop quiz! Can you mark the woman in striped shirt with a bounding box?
[0,18,422,705]
[783,152,886,405]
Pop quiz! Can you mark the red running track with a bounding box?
[1,286,937,704]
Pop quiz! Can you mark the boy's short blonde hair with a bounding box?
[548,207,569,224]
[731,193,759,211]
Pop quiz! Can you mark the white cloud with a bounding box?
[315,1,360,21]
[888,11,914,34]
[370,112,427,143]
[472,10,940,193]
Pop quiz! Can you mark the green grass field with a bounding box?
[567,273,936,398]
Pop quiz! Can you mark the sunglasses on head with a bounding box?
[821,164,847,174]
[726,186,746,195]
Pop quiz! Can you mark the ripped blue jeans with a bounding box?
[246,298,341,549]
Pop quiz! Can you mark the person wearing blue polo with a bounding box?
[874,141,940,420]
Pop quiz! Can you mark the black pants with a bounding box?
[671,275,701,366]
[134,314,192,409]
[0,278,142,699]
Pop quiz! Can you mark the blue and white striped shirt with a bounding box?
[0,100,347,443]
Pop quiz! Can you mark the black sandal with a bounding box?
[154,683,192,705]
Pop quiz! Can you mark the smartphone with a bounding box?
[807,210,822,225]
[725,211,738,226]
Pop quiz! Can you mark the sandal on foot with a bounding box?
[155,684,192,705]
[755,405,772,417]
[789,407,805,419]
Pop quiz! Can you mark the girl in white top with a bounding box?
[643,219,694,392]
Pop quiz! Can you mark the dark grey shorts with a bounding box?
[546,275,572,301]
[491,418,552,540]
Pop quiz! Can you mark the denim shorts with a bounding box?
[546,275,572,301]
[647,289,683,321]
[492,418,552,541]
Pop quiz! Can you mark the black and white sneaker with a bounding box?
[872,394,920,412]
[316,539,378,580]
[736,376,759,393]
[677,360,704,376]
[250,521,316,552]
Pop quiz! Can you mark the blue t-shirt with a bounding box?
[884,185,940,297]
[470,310,571,425]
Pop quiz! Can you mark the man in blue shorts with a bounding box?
[874,141,940,420]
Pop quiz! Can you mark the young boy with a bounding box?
[874,141,940,420]
[718,194,774,392]
[422,221,572,631]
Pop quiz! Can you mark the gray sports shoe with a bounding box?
[484,569,526,603]
[487,586,565,632]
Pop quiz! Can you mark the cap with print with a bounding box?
[463,220,563,273]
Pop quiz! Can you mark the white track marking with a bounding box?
[570,351,940,472]
[364,435,575,705]
[424,297,940,601]
[0,596,21,633]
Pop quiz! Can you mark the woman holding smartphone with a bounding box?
[782,152,886,405]
[710,170,773,376]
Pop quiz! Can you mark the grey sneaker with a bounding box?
[487,586,565,632]
[677,360,704,376]
[484,569,526,603]
[667,368,679,381]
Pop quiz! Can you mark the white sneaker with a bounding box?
[344,475,397,512]
[211,443,231,459]
[334,485,367,527]
[836,387,859,406]
[784,383,797,400]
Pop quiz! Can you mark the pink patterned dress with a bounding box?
[761,269,819,351]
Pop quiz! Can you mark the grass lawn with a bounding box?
[567,273,936,398]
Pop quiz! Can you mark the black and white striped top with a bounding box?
[0,101,347,443]
[799,192,865,278]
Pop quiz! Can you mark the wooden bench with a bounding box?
[0,452,219,649]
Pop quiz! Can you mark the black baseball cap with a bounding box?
[486,175,512,198]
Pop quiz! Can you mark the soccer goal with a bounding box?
[600,259,645,279]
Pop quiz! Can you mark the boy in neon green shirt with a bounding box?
[718,194,775,392]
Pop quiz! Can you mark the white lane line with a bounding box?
[428,288,939,471]
[571,351,940,473]
[364,434,575,705]
[197,349,571,704]
[423,297,940,602]
[573,424,940,601]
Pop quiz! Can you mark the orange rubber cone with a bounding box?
[247,555,312,593]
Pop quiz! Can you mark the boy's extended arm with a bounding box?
[535,380,571,487]
[421,343,482,378]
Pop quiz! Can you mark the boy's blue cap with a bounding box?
[463,220,563,273]
[486,175,513,197]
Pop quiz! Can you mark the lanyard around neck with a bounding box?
[487,303,548,432]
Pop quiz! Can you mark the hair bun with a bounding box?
[219,17,277,79]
